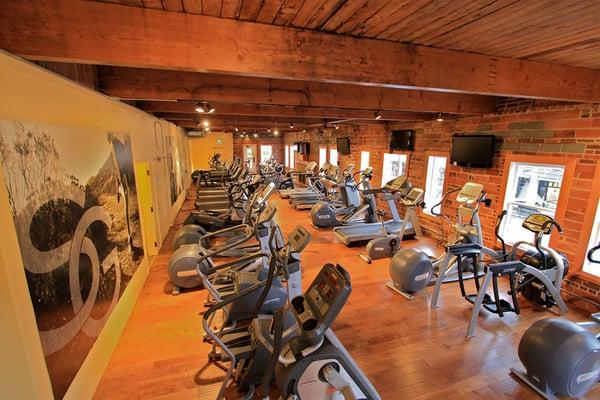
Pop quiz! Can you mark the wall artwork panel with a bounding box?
[0,121,144,399]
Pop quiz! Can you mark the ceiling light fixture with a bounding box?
[436,113,444,122]
[195,101,216,113]
[302,129,307,133]
[289,123,294,129]
[375,111,382,120]
[204,127,210,132]
[253,133,259,138]
[235,127,239,132]
[334,124,339,130]
[273,129,279,136]
[202,120,209,127]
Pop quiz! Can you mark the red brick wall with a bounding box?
[233,135,284,164]
[284,103,600,302]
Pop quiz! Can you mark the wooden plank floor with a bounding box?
[94,186,600,399]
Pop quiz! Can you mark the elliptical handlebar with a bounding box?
[588,243,600,264]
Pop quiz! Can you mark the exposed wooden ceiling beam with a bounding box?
[98,67,495,114]
[138,101,430,121]
[170,120,312,131]
[154,113,334,125]
[0,0,598,101]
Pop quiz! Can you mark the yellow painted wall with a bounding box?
[0,51,190,399]
[189,131,233,170]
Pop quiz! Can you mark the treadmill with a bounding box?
[333,176,416,246]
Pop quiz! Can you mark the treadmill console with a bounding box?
[290,263,351,341]
[456,182,484,205]
[522,213,554,235]
[383,176,411,195]
[403,188,424,204]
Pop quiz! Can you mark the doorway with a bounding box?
[243,144,257,169]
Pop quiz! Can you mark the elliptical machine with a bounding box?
[387,182,493,300]
[510,241,600,400]
[310,165,367,228]
[432,212,569,337]
[204,256,382,400]
[360,186,424,263]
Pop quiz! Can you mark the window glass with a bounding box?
[381,153,407,185]
[329,148,338,167]
[360,151,370,171]
[289,144,295,169]
[260,145,272,163]
[583,199,600,277]
[319,147,327,168]
[500,162,565,246]
[284,145,289,167]
[424,156,447,215]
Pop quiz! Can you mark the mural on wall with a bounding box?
[165,134,183,204]
[0,121,144,399]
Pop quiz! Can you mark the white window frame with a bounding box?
[500,161,566,246]
[360,151,370,171]
[583,199,600,277]
[289,144,295,169]
[424,155,447,215]
[329,147,338,167]
[381,153,407,185]
[319,146,327,168]
[284,144,289,167]
[260,144,273,163]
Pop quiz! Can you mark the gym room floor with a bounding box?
[93,186,599,400]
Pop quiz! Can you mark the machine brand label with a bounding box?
[318,215,330,219]
[577,370,600,383]
[415,272,431,282]
[375,247,384,251]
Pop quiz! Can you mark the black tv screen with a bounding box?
[390,130,414,151]
[451,135,495,168]
[337,137,351,155]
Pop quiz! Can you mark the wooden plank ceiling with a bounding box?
[96,0,600,69]
[3,0,598,133]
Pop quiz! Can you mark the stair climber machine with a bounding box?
[278,161,318,197]
[195,164,249,212]
[195,156,239,188]
[387,182,496,300]
[360,186,425,263]
[168,182,281,294]
[290,164,339,210]
[192,152,222,185]
[311,167,375,229]
[333,175,418,247]
[510,241,600,400]
[432,212,569,337]
[203,248,382,400]
[183,173,263,233]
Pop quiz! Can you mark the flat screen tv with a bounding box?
[390,130,414,151]
[337,137,351,155]
[451,135,495,168]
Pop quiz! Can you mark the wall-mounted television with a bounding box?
[337,137,351,155]
[451,135,495,168]
[390,130,414,151]
[295,142,310,155]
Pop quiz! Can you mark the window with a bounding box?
[289,145,295,169]
[284,145,289,167]
[319,146,327,168]
[381,153,407,185]
[260,145,272,163]
[500,162,565,246]
[329,148,338,167]
[583,199,600,277]
[360,151,370,171]
[424,156,447,215]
